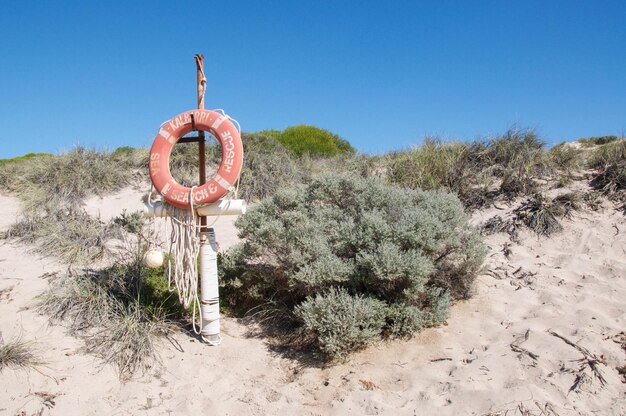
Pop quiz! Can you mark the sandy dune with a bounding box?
[1,189,624,415]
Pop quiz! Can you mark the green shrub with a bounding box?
[295,287,386,358]
[0,152,53,167]
[384,303,430,338]
[221,175,486,358]
[259,125,355,157]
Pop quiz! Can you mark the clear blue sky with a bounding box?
[1,1,624,158]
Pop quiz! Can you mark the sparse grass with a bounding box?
[547,142,582,186]
[4,209,118,265]
[577,135,621,147]
[482,192,583,240]
[384,128,556,209]
[0,335,44,372]
[0,146,141,212]
[486,129,549,198]
[385,138,470,191]
[238,134,302,201]
[37,240,183,379]
[85,299,175,379]
[586,138,626,169]
[516,192,581,236]
[586,139,626,202]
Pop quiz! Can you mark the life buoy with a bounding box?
[149,109,244,209]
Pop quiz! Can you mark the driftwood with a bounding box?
[548,330,607,392]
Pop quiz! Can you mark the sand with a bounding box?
[1,189,624,415]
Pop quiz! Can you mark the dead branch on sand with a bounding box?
[548,330,607,392]
[510,329,540,361]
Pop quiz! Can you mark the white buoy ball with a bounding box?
[144,249,164,268]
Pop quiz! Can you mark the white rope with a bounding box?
[165,187,203,335]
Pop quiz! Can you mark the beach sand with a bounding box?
[1,189,624,415]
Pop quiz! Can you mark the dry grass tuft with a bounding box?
[0,146,142,212]
[4,209,119,265]
[36,228,183,380]
[482,192,583,240]
[85,300,175,380]
[0,335,45,372]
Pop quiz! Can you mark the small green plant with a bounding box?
[259,125,355,157]
[221,175,485,359]
[113,210,145,235]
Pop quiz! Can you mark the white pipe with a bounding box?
[196,199,246,216]
[143,201,168,218]
[143,199,246,218]
[200,229,221,345]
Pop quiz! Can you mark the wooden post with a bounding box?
[194,54,207,231]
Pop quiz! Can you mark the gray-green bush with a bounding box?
[295,288,386,358]
[221,175,486,358]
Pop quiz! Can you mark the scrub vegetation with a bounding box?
[36,222,184,380]
[1,125,624,370]
[220,175,486,358]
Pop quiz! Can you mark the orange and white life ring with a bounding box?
[149,109,244,209]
